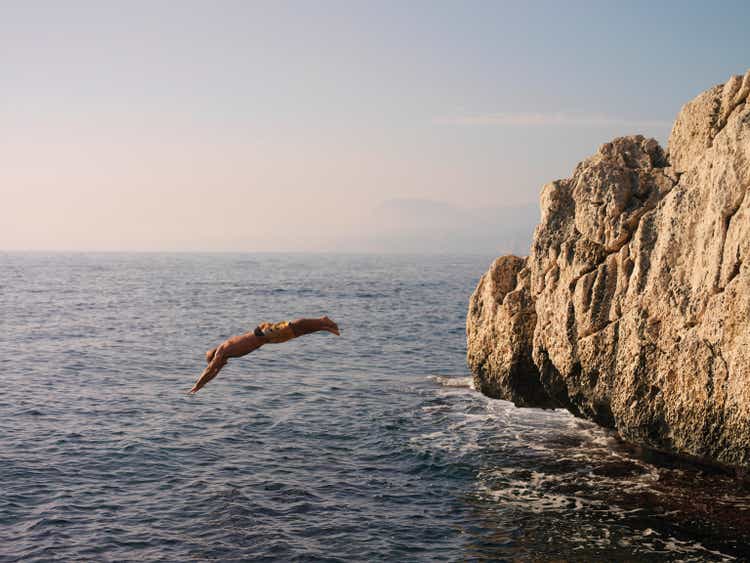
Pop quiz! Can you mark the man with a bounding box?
[189,316,340,393]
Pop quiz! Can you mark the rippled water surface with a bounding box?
[2,253,750,561]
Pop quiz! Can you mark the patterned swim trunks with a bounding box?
[253,321,297,344]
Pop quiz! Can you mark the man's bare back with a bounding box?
[189,316,340,394]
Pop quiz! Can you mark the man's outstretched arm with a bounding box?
[189,350,228,394]
[190,332,267,393]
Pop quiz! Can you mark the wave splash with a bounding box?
[428,375,475,389]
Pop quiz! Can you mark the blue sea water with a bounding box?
[2,253,750,562]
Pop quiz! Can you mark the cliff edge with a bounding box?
[468,70,750,468]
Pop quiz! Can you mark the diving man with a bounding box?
[189,316,340,393]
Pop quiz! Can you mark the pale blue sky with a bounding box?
[2,0,748,252]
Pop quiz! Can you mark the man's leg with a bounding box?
[289,316,340,337]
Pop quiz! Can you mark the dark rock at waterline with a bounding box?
[468,70,750,469]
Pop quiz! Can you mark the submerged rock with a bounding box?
[467,70,750,469]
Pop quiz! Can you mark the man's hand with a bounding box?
[189,355,226,394]
[189,371,214,394]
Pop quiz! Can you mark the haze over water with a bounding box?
[4,2,749,254]
[3,253,749,561]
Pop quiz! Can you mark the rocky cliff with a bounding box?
[467,70,750,469]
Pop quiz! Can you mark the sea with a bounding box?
[2,253,750,562]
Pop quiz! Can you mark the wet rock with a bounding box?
[467,70,750,468]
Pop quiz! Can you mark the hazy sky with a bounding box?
[2,0,749,252]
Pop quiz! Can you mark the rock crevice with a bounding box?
[467,70,750,469]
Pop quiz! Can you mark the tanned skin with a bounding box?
[189,316,340,394]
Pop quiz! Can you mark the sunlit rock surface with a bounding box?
[468,70,750,468]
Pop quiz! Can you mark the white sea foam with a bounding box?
[428,375,476,389]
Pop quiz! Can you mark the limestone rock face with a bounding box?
[467,70,750,468]
[467,255,554,408]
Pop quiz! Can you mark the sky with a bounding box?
[2,0,749,253]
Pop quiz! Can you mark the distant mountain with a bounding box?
[349,198,539,254]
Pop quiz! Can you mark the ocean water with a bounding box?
[2,253,750,562]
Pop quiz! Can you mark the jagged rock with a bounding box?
[669,71,750,174]
[467,256,553,407]
[467,70,750,468]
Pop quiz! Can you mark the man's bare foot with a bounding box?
[322,316,340,336]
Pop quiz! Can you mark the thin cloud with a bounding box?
[436,111,671,128]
